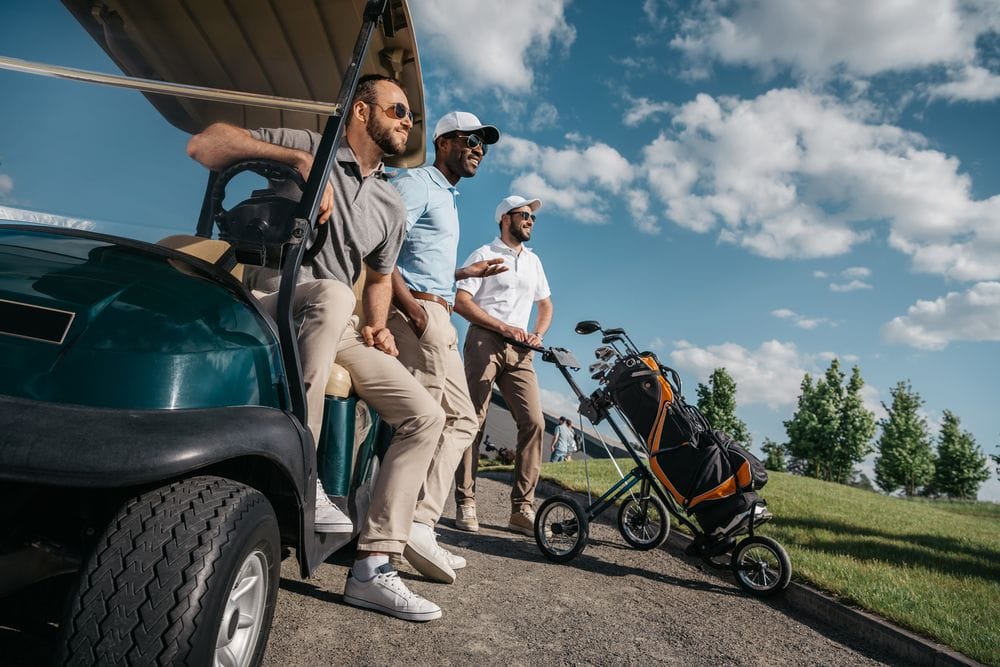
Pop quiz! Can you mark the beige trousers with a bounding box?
[456,324,544,511]
[257,280,444,554]
[388,300,479,527]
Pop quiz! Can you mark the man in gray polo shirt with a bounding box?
[187,75,446,622]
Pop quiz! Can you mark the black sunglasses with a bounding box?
[370,101,414,123]
[445,132,488,155]
[507,210,536,222]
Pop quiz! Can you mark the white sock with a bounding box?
[352,554,390,581]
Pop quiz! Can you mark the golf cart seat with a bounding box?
[158,234,245,282]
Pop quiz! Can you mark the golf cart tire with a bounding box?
[56,476,280,666]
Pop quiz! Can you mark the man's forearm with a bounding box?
[187,122,309,173]
[363,269,393,330]
[454,292,509,333]
[390,268,423,318]
[531,298,554,338]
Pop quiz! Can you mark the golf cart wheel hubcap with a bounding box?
[215,549,268,666]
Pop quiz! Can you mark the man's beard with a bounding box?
[511,224,531,243]
[367,116,406,155]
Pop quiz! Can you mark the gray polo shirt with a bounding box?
[246,127,406,291]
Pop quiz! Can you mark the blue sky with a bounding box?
[2,1,998,499]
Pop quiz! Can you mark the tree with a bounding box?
[930,411,991,499]
[760,438,787,472]
[784,359,875,483]
[874,381,935,496]
[696,367,752,446]
[834,366,877,484]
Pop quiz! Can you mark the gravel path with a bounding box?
[263,474,896,666]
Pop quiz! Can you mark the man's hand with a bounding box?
[499,324,530,344]
[407,308,429,338]
[295,154,334,225]
[525,332,544,348]
[361,325,398,356]
[456,257,508,281]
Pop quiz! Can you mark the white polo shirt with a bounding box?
[456,237,551,330]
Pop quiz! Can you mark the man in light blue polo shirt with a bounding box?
[388,111,503,584]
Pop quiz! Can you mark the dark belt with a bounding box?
[409,290,452,314]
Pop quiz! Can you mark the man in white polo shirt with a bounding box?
[453,195,553,536]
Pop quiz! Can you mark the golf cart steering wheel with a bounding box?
[209,159,329,267]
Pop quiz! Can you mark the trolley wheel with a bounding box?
[534,495,589,563]
[617,493,669,550]
[730,536,792,597]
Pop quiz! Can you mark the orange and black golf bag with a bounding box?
[604,353,768,536]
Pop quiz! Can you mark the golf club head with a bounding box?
[602,327,625,336]
[575,320,602,335]
[594,346,615,361]
[589,361,608,374]
[601,333,623,345]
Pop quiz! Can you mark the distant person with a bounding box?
[188,74,446,622]
[388,111,502,583]
[550,417,575,462]
[454,195,553,536]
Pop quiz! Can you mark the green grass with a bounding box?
[528,459,1000,665]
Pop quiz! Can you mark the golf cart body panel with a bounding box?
[0,394,309,492]
[61,0,427,166]
[0,226,285,410]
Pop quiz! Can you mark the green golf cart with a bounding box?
[0,1,424,664]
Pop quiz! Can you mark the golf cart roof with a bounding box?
[62,0,426,167]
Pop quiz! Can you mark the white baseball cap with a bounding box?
[495,195,542,223]
[433,111,500,144]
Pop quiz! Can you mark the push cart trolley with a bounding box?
[517,320,792,597]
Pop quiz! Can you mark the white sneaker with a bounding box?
[404,523,456,584]
[443,546,467,570]
[314,480,353,534]
[343,564,442,622]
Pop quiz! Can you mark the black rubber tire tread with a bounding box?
[56,476,280,666]
[730,535,793,598]
[617,493,670,551]
[534,495,590,564]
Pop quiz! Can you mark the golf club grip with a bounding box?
[502,336,545,353]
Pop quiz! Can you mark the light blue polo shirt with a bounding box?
[391,166,460,302]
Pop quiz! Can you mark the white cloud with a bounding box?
[623,96,675,127]
[882,282,1000,350]
[409,1,576,92]
[495,136,635,224]
[509,173,606,224]
[669,339,810,409]
[625,189,660,234]
[771,308,832,330]
[639,88,1000,274]
[673,0,972,76]
[830,280,873,293]
[649,336,666,350]
[0,174,12,198]
[813,270,829,279]
[929,65,1000,102]
[842,266,871,279]
[539,387,580,419]
[0,205,96,230]
[529,102,560,131]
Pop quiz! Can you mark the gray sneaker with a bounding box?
[314,480,353,534]
[455,502,479,532]
[343,564,442,622]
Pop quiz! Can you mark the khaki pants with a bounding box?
[257,280,444,554]
[389,300,479,528]
[456,325,544,511]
